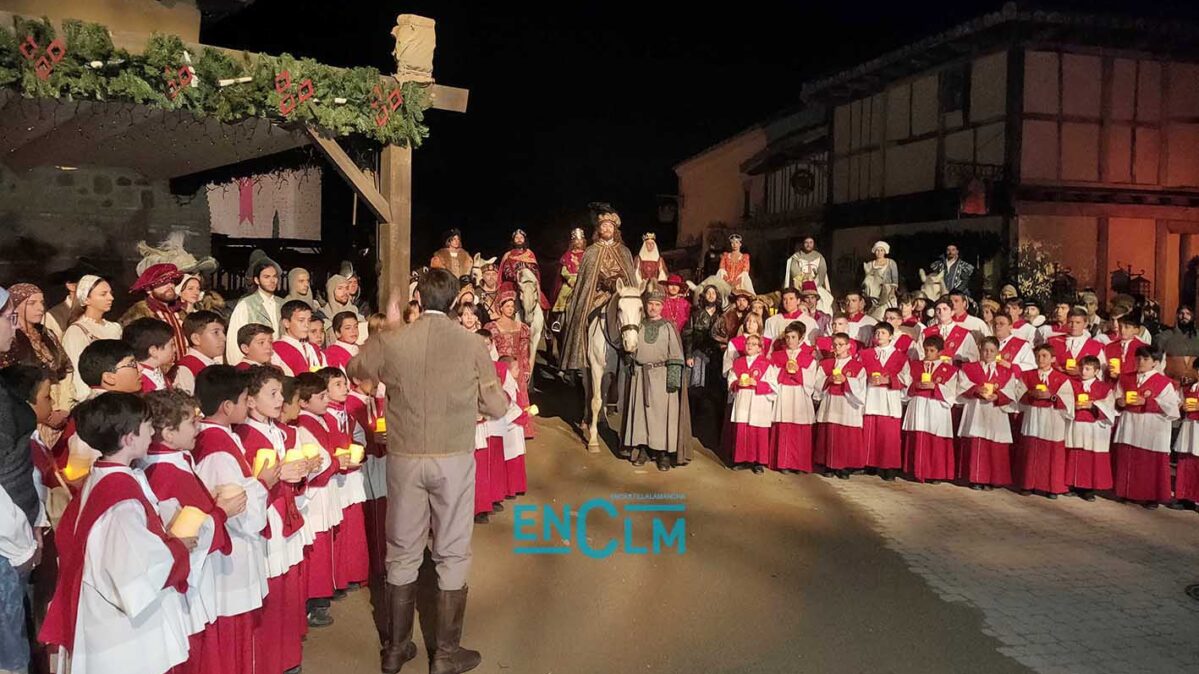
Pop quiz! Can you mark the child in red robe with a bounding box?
[902,335,958,483]
[1173,381,1199,508]
[1064,356,1117,500]
[176,311,226,395]
[1016,345,1075,498]
[124,317,177,393]
[293,372,345,625]
[1113,346,1180,508]
[318,367,369,593]
[814,333,866,478]
[956,337,1020,489]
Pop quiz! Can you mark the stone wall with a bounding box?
[0,164,209,310]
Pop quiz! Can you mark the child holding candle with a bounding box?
[235,324,277,372]
[274,301,326,377]
[235,368,314,674]
[317,367,369,594]
[39,393,195,674]
[496,356,529,496]
[860,323,909,480]
[124,318,177,393]
[292,372,343,626]
[902,335,959,483]
[1112,346,1180,508]
[192,366,271,674]
[768,322,818,473]
[1172,380,1199,508]
[175,311,227,395]
[141,388,238,674]
[482,333,511,509]
[726,334,777,473]
[1102,315,1147,382]
[472,334,495,523]
[956,337,1020,489]
[815,315,860,359]
[1047,308,1103,381]
[814,333,866,478]
[346,371,388,576]
[723,312,771,376]
[1064,355,1117,500]
[1016,345,1075,498]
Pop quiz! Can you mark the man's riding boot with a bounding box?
[429,587,482,674]
[380,582,418,674]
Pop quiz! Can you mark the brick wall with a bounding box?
[0,164,210,311]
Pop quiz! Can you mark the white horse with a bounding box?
[517,268,545,369]
[918,268,947,301]
[470,253,497,286]
[583,280,643,451]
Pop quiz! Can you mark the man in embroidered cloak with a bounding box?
[559,207,637,372]
[431,229,474,281]
[120,263,187,359]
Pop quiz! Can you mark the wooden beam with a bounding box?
[378,144,413,309]
[429,84,469,113]
[306,129,392,223]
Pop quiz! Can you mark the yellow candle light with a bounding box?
[871,371,882,379]
[739,373,751,387]
[1125,390,1138,404]
[301,444,320,460]
[334,447,351,458]
[1065,358,1077,370]
[1109,357,1121,373]
[375,417,386,433]
[939,355,951,362]
[1077,393,1090,404]
[169,506,209,539]
[252,449,277,477]
[982,383,996,396]
[1035,383,1048,392]
[63,454,93,481]
[284,448,306,463]
[832,368,842,377]
[309,365,321,373]
[525,404,540,417]
[1186,398,1198,412]
[920,372,932,383]
[349,443,365,464]
[995,353,1004,361]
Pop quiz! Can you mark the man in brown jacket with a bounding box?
[349,268,508,674]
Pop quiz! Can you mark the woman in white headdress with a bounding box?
[634,232,669,291]
[862,240,899,314]
[60,275,123,405]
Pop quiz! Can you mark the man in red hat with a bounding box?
[661,274,691,334]
[120,262,187,358]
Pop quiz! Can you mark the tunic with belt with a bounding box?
[621,319,685,453]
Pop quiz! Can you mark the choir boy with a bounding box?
[763,288,818,346]
[1064,356,1117,500]
[176,311,226,395]
[902,336,958,483]
[768,322,818,473]
[920,300,979,363]
[141,389,236,674]
[1102,314,1148,381]
[38,393,194,674]
[881,308,916,357]
[1112,347,1180,508]
[1016,345,1075,498]
[956,337,1020,489]
[274,301,326,377]
[815,315,859,358]
[860,323,909,480]
[1005,297,1038,344]
[992,313,1036,373]
[483,332,510,508]
[236,324,277,371]
[725,334,777,474]
[235,367,313,674]
[124,317,177,392]
[842,292,878,346]
[1172,380,1199,507]
[324,311,361,371]
[192,366,271,673]
[1036,301,1071,345]
[496,355,529,495]
[1047,308,1103,381]
[813,333,866,478]
[318,367,369,593]
[292,372,344,626]
[345,369,388,576]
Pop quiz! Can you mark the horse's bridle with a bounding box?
[600,292,642,351]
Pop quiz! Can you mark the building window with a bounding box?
[940,65,970,115]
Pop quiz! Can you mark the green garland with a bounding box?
[0,17,431,147]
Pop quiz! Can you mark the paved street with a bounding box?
[303,412,1199,674]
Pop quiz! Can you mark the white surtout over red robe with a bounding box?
[725,354,777,466]
[813,356,866,469]
[1064,378,1117,490]
[860,345,909,470]
[955,361,1019,486]
[902,359,958,482]
[1112,371,1180,503]
[769,346,818,472]
[1016,368,1075,494]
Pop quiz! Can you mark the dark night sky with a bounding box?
[202,0,1199,261]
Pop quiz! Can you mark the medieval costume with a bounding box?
[956,359,1020,487]
[477,263,501,323]
[225,253,283,366]
[499,229,549,310]
[485,288,536,439]
[784,244,833,315]
[862,241,899,312]
[718,234,754,294]
[60,276,123,405]
[552,228,587,315]
[929,250,976,295]
[431,228,474,280]
[0,283,73,419]
[660,275,692,335]
[283,267,320,311]
[621,291,687,467]
[633,233,668,291]
[559,211,638,372]
[120,263,188,359]
[1112,367,1180,505]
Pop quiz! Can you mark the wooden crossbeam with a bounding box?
[305,128,392,223]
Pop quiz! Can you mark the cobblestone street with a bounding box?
[825,477,1199,674]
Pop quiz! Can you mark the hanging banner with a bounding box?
[206,168,322,240]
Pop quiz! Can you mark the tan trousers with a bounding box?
[385,453,475,590]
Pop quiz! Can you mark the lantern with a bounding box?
[1129,272,1152,299]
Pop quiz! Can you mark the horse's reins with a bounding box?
[599,291,642,352]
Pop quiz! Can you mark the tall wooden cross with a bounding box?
[308,14,468,311]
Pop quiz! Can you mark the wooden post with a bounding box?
[379,143,413,309]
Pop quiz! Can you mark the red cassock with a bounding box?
[1102,338,1146,380]
[922,324,973,361]
[1017,369,1071,493]
[768,347,815,472]
[344,391,388,578]
[902,360,958,482]
[858,346,907,471]
[1064,379,1115,490]
[1048,335,1104,378]
[323,408,369,590]
[1112,371,1175,503]
[814,358,865,470]
[1175,384,1199,502]
[234,422,308,674]
[957,362,1016,487]
[295,415,343,600]
[726,355,774,466]
[325,343,355,371]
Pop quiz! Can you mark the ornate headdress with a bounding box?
[871,241,890,255]
[728,233,742,243]
[130,263,184,294]
[642,232,656,241]
[570,228,585,241]
[596,212,621,228]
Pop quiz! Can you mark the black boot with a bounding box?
[429,587,482,674]
[881,469,897,482]
[380,582,419,673]
[656,452,671,472]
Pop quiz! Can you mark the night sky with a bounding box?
[202,0,1198,262]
